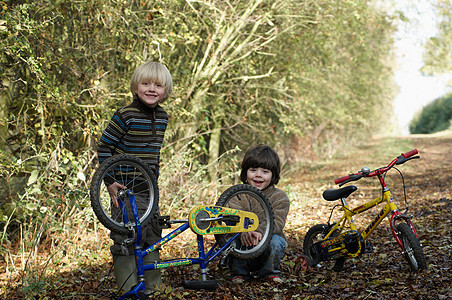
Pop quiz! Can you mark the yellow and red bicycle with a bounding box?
[303,149,427,272]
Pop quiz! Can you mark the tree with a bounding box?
[421,0,452,75]
[0,0,398,233]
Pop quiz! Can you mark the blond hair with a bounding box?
[130,62,173,103]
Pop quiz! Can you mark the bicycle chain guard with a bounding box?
[188,205,259,235]
[315,230,365,260]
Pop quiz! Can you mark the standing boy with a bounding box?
[97,62,172,292]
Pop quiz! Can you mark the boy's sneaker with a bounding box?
[231,275,246,284]
[266,275,283,283]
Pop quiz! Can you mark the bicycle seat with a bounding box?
[322,185,358,201]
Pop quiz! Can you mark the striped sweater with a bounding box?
[97,97,169,176]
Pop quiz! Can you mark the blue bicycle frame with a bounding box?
[117,191,239,299]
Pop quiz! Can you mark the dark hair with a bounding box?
[240,144,281,185]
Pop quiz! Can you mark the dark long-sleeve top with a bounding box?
[97,97,169,177]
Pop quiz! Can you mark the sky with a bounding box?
[391,0,452,135]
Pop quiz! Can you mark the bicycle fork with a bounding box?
[389,210,419,250]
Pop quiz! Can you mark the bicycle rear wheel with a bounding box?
[90,155,158,235]
[214,184,274,260]
[396,223,427,271]
[303,224,345,271]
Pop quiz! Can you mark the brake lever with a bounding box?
[396,155,420,165]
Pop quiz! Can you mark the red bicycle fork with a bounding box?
[378,172,419,250]
[389,210,419,249]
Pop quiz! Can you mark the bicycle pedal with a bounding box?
[158,216,171,229]
[364,241,374,253]
[182,280,219,290]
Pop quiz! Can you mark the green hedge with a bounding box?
[409,93,452,134]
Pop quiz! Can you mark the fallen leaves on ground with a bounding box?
[1,133,451,299]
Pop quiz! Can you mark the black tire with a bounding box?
[214,184,274,260]
[90,155,158,235]
[396,223,427,272]
[303,224,345,271]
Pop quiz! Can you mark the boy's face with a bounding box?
[137,81,165,107]
[247,167,272,190]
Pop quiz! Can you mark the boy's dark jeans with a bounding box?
[230,234,286,278]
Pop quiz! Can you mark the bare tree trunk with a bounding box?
[0,79,10,150]
[179,0,273,165]
[207,116,222,180]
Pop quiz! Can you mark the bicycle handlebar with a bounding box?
[401,149,418,158]
[334,149,419,186]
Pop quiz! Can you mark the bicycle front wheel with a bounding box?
[396,223,427,272]
[215,184,274,260]
[90,155,158,235]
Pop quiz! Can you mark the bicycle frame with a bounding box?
[325,173,418,256]
[119,223,239,299]
[117,191,242,300]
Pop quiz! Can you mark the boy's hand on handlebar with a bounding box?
[241,231,262,247]
[107,182,127,208]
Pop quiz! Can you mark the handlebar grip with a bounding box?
[335,175,350,184]
[402,149,418,158]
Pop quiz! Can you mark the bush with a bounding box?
[409,93,452,134]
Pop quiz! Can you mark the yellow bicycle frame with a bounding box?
[324,189,399,241]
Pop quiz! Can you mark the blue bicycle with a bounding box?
[90,155,274,299]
